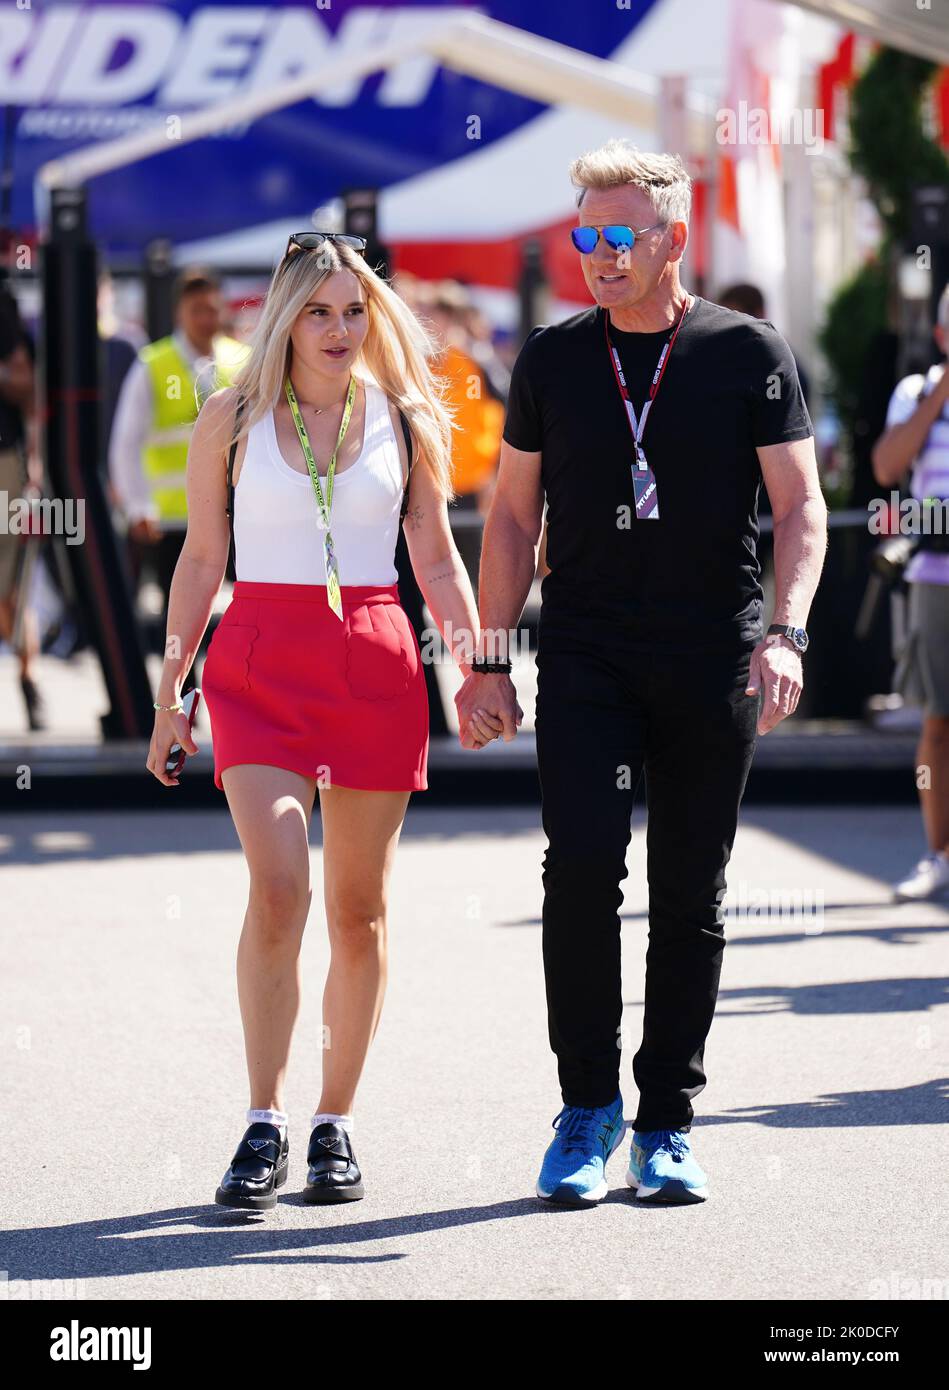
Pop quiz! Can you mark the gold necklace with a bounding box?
[289,380,351,417]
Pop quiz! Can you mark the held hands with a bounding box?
[455,672,524,749]
[145,706,199,787]
[745,638,803,735]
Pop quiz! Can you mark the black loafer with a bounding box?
[215,1122,289,1210]
[303,1123,364,1203]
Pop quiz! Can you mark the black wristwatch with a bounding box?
[766,623,809,653]
[471,657,512,674]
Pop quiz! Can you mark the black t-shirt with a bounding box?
[503,296,813,651]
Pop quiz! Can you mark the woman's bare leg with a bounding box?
[221,763,318,1111]
[918,715,949,853]
[315,785,411,1115]
[0,592,39,679]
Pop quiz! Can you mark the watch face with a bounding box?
[793,628,809,652]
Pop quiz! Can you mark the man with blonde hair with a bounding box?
[456,139,827,1205]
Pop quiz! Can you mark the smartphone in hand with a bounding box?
[165,687,202,778]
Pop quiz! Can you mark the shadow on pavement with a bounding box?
[713,976,949,1016]
[0,806,545,866]
[621,976,948,1017]
[503,906,949,942]
[0,1196,557,1285]
[699,1077,949,1128]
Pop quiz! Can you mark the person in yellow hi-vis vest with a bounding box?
[109,267,249,629]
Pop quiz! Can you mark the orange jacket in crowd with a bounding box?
[436,343,504,496]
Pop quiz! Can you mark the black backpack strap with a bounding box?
[398,408,414,524]
[225,393,247,572]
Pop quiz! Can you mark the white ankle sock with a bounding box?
[247,1107,288,1141]
[311,1111,352,1134]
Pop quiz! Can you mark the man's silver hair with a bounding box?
[938,282,949,333]
[569,139,692,226]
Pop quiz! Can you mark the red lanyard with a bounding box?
[604,294,693,461]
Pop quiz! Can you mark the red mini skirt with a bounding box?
[201,580,429,793]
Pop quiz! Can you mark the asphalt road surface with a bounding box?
[2,803,947,1301]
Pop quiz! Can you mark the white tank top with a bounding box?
[233,380,404,585]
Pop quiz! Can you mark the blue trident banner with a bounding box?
[0,0,660,255]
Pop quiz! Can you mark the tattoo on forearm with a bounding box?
[406,504,424,531]
[429,567,454,582]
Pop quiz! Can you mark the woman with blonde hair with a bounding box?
[146,232,503,1208]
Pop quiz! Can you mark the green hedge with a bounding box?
[819,49,949,454]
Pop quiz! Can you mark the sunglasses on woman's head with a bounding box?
[570,223,666,253]
[284,231,368,260]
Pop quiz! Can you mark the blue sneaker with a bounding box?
[626,1129,709,1204]
[536,1095,627,1206]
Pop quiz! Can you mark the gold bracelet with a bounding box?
[153,700,183,712]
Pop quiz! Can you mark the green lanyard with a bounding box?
[284,373,357,620]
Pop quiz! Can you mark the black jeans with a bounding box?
[534,629,759,1131]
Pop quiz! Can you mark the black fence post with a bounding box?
[41,185,153,739]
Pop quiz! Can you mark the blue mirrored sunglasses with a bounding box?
[570,223,666,253]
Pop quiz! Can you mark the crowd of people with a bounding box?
[15,260,812,658]
[101,266,514,629]
[0,124,947,1221]
[2,247,949,915]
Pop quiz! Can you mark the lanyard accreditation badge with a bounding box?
[604,294,692,520]
[285,373,357,621]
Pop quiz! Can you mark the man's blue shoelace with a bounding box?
[552,1105,613,1155]
[639,1130,691,1162]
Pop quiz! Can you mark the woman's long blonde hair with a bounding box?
[226,241,456,500]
